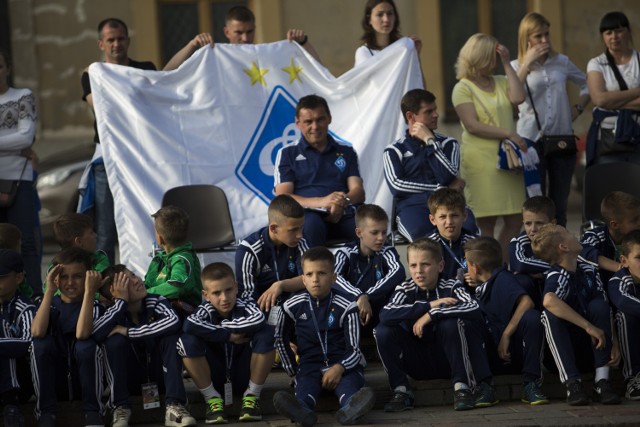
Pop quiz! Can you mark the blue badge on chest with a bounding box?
[334,156,346,172]
[288,259,296,273]
[375,268,382,281]
[327,311,335,327]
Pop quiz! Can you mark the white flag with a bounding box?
[89,37,423,274]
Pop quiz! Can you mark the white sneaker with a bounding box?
[165,404,197,427]
[112,406,131,427]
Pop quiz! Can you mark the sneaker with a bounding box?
[84,411,104,427]
[335,387,376,425]
[474,382,499,408]
[453,388,475,411]
[37,413,56,427]
[593,378,621,405]
[566,380,589,406]
[3,405,24,427]
[273,391,317,427]
[521,382,549,405]
[239,395,262,422]
[165,403,197,427]
[205,397,227,424]
[626,372,640,400]
[111,406,132,427]
[384,391,414,412]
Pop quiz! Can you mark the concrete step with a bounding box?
[16,363,626,426]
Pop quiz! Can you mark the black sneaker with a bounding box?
[273,391,317,427]
[84,411,104,427]
[37,413,56,427]
[384,391,414,412]
[566,380,589,406]
[335,387,375,425]
[593,378,621,405]
[626,372,640,400]
[454,388,475,411]
[521,381,549,405]
[474,382,499,408]
[3,405,24,427]
[239,395,262,422]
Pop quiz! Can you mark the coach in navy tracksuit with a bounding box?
[383,89,476,241]
[274,95,365,248]
[92,265,193,425]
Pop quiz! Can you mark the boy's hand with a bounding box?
[412,313,432,338]
[321,363,344,390]
[108,325,128,337]
[609,338,621,367]
[110,272,130,301]
[258,282,282,312]
[464,273,477,287]
[497,333,511,362]
[356,294,372,326]
[229,333,249,345]
[585,324,605,350]
[45,265,62,296]
[85,271,102,294]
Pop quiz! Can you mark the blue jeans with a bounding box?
[93,164,117,264]
[0,180,41,297]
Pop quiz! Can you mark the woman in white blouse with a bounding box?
[0,49,40,296]
[586,11,640,166]
[511,12,589,226]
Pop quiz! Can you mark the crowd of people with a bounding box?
[1,1,640,427]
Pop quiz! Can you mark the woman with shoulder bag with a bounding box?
[0,49,41,297]
[511,13,590,227]
[586,11,640,166]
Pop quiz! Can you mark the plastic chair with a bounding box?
[161,184,237,252]
[582,162,640,222]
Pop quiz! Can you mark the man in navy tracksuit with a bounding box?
[235,195,309,311]
[274,95,366,247]
[92,265,195,427]
[375,238,496,413]
[273,247,374,427]
[30,247,105,427]
[464,237,548,405]
[608,230,640,400]
[532,224,620,406]
[334,204,405,330]
[425,189,476,283]
[383,89,476,241]
[177,263,274,424]
[0,250,36,426]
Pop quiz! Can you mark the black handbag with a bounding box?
[0,159,29,208]
[525,78,578,157]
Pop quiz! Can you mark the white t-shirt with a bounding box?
[354,45,380,67]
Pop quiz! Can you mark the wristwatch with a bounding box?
[426,137,435,146]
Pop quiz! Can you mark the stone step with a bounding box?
[16,363,626,426]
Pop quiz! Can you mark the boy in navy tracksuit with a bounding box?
[30,247,105,427]
[92,265,195,427]
[426,188,476,282]
[383,89,476,241]
[334,204,405,329]
[235,194,308,314]
[509,196,556,307]
[0,250,36,426]
[464,237,548,405]
[608,229,640,400]
[375,238,496,412]
[273,247,374,427]
[581,191,640,287]
[177,263,274,424]
[532,224,621,406]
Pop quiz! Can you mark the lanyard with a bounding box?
[307,292,332,367]
[270,245,282,283]
[355,255,376,288]
[224,342,234,380]
[441,237,467,270]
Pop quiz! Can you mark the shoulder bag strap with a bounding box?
[605,49,629,91]
[524,76,542,132]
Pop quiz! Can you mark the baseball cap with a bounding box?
[0,249,24,276]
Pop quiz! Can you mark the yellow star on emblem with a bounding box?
[244,61,269,86]
[282,58,303,84]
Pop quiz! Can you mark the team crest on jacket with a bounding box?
[235,86,353,204]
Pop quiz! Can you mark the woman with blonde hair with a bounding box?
[511,12,589,227]
[452,33,526,261]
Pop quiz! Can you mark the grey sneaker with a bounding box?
[165,403,197,427]
[335,387,375,425]
[3,405,24,427]
[626,372,640,400]
[111,406,131,427]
